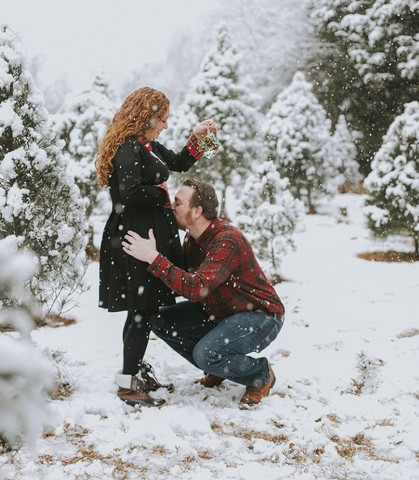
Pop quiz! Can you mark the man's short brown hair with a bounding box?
[182,179,219,220]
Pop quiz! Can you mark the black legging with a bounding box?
[122,310,157,375]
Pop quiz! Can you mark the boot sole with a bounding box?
[120,397,166,408]
[148,384,175,393]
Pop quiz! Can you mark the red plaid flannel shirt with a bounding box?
[141,136,204,207]
[148,218,284,319]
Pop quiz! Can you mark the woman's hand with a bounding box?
[193,119,218,140]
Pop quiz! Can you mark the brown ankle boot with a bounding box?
[117,387,165,408]
[239,364,276,407]
[195,374,225,388]
[115,372,165,408]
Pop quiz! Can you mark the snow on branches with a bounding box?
[51,70,116,220]
[0,238,54,454]
[263,71,339,213]
[0,24,87,318]
[237,161,305,282]
[364,101,419,254]
[309,0,419,84]
[165,23,260,218]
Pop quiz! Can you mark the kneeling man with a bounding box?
[122,179,284,407]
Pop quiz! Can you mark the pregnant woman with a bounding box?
[95,87,217,407]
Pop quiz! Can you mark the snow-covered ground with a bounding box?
[2,194,419,480]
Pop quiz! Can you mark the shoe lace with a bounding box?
[139,362,161,387]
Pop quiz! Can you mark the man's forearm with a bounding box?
[148,254,209,303]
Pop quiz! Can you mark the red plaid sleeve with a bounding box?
[186,134,205,160]
[148,233,240,302]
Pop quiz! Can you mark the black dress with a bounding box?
[99,137,197,312]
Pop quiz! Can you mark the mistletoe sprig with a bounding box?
[198,133,220,159]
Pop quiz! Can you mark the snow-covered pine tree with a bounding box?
[364,101,419,255]
[164,23,260,218]
[0,237,53,453]
[307,0,419,174]
[51,70,116,221]
[332,114,362,192]
[236,161,305,283]
[263,71,336,213]
[0,25,87,317]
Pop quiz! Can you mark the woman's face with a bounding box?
[144,108,170,142]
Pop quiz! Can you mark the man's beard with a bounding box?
[174,210,193,231]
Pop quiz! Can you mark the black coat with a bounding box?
[99,138,197,312]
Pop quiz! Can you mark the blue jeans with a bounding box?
[152,301,283,387]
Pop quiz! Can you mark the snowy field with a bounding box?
[2,193,419,480]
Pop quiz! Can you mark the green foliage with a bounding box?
[306,0,419,174]
[364,101,419,254]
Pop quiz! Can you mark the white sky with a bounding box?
[2,0,220,91]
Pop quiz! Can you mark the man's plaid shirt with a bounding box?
[147,218,285,320]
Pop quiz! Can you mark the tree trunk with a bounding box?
[219,186,230,221]
[307,189,317,214]
[85,225,100,261]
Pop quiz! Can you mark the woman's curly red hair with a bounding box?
[95,87,170,188]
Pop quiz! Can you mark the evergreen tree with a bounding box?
[306,0,419,174]
[0,25,87,316]
[332,114,362,192]
[263,71,336,213]
[0,237,53,453]
[165,23,260,218]
[236,161,306,283]
[51,70,116,221]
[364,101,419,255]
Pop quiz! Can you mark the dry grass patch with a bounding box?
[197,450,213,460]
[272,420,285,429]
[397,328,419,339]
[330,433,395,463]
[36,313,76,328]
[42,428,55,439]
[374,419,394,427]
[273,391,287,398]
[331,433,371,459]
[151,445,169,455]
[64,425,90,442]
[284,443,325,465]
[326,414,341,424]
[36,431,150,479]
[358,251,419,263]
[49,380,74,400]
[277,349,291,358]
[182,455,196,463]
[210,422,288,446]
[210,422,222,431]
[229,427,288,445]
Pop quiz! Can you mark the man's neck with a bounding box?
[187,219,212,240]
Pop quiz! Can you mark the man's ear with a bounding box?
[194,205,203,219]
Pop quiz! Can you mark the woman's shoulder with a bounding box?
[115,137,142,159]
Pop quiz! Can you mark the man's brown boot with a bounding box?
[239,364,276,406]
[115,373,165,408]
[195,374,225,388]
